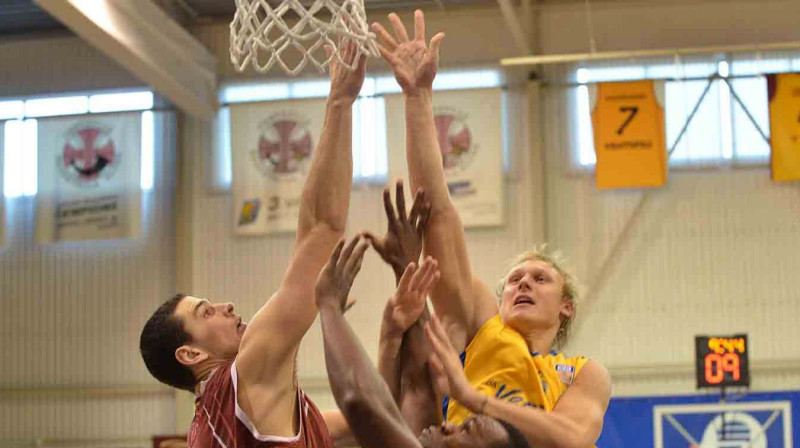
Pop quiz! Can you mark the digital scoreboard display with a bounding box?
[695,334,750,388]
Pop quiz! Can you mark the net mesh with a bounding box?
[230,0,380,76]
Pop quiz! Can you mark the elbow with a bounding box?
[557,430,595,448]
[337,387,373,420]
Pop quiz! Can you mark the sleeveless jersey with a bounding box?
[444,314,589,424]
[189,360,334,448]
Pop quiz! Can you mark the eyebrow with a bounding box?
[191,299,211,317]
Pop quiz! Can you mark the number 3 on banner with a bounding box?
[617,106,639,135]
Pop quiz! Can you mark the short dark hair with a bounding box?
[495,420,532,448]
[139,294,196,392]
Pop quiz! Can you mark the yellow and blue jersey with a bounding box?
[444,314,589,424]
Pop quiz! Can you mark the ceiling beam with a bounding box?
[496,0,531,56]
[34,0,217,120]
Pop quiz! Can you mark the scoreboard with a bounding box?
[694,334,750,389]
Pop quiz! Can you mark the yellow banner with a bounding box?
[767,73,800,182]
[591,80,667,189]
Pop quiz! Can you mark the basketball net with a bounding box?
[230,0,380,76]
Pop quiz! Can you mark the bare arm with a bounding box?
[372,11,497,351]
[234,43,366,432]
[316,237,423,448]
[426,315,611,448]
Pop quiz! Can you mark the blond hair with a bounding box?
[496,245,580,350]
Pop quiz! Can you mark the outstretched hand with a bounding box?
[315,236,369,313]
[328,39,368,104]
[363,180,431,281]
[371,10,445,95]
[386,256,440,333]
[425,314,483,412]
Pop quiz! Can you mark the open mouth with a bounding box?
[513,295,535,307]
[236,318,247,332]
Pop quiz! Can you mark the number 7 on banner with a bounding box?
[589,80,668,190]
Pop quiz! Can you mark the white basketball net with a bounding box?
[230,0,380,76]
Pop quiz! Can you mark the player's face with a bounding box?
[174,296,247,360]
[499,259,572,337]
[419,417,508,448]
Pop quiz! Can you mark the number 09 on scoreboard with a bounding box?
[694,334,750,389]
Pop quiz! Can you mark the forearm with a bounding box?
[320,305,419,448]
[298,100,353,238]
[378,306,404,402]
[321,305,403,419]
[399,308,441,433]
[463,395,590,448]
[405,92,453,214]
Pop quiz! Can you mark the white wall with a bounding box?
[3,0,800,444]
[0,34,178,444]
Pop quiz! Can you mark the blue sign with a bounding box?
[598,390,799,447]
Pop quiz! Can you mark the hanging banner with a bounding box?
[229,98,326,235]
[599,390,799,447]
[590,80,667,189]
[386,88,504,227]
[35,112,141,243]
[767,73,800,182]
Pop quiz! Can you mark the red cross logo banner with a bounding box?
[60,124,118,186]
[254,116,313,177]
[434,109,474,170]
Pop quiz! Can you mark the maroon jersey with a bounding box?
[188,360,334,448]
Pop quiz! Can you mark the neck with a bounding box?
[520,325,559,355]
[192,358,229,394]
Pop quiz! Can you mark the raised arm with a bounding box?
[372,11,497,351]
[425,315,611,448]
[236,43,366,397]
[365,181,441,433]
[315,236,428,448]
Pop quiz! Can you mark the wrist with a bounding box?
[404,89,433,101]
[326,96,355,110]
[381,304,406,337]
[317,299,344,315]
[464,390,487,414]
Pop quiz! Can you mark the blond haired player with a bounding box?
[371,10,611,448]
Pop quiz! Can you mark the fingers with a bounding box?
[424,320,448,358]
[361,231,384,252]
[328,238,346,268]
[428,32,446,60]
[396,262,417,292]
[408,256,436,291]
[337,235,362,271]
[416,257,440,294]
[388,13,410,43]
[344,242,369,282]
[430,313,456,353]
[371,22,398,51]
[395,180,407,222]
[414,9,426,42]
[382,187,399,233]
[417,202,432,237]
[408,188,424,227]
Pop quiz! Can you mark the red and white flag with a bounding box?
[386,88,504,227]
[35,112,141,243]
[229,98,326,235]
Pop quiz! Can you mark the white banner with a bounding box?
[229,98,327,235]
[35,112,142,243]
[386,88,504,227]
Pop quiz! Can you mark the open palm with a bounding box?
[372,10,445,94]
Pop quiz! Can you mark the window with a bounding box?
[215,69,503,189]
[2,91,155,197]
[574,56,797,167]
